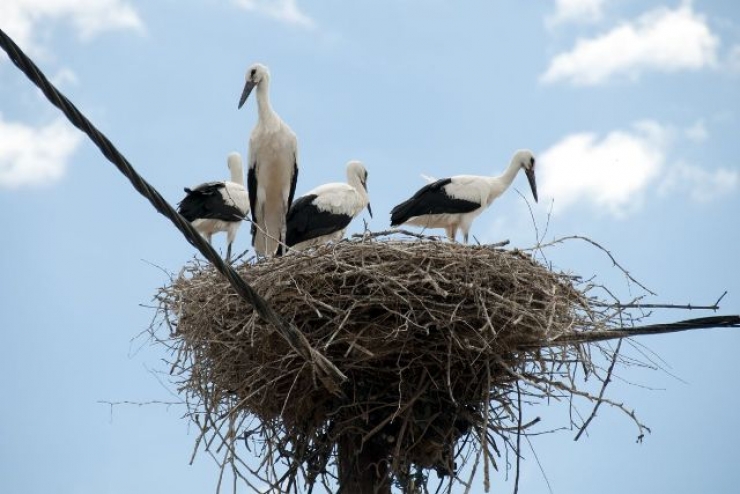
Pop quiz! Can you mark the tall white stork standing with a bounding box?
[178,152,250,261]
[238,63,298,257]
[390,149,538,242]
[286,160,372,251]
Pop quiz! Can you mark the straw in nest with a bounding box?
[153,234,661,492]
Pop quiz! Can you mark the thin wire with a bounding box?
[0,28,345,391]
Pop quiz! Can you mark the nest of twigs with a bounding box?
[153,233,654,492]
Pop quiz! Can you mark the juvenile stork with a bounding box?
[390,149,538,242]
[238,62,298,257]
[178,152,250,261]
[286,160,372,251]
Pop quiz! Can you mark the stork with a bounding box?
[286,160,372,251]
[178,152,250,261]
[390,149,538,242]
[238,62,298,257]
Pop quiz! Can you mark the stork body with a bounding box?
[239,63,298,257]
[178,152,250,260]
[390,150,538,242]
[286,161,372,251]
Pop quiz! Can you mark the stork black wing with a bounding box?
[247,165,258,224]
[390,178,481,226]
[286,194,353,247]
[287,159,298,209]
[247,164,258,240]
[178,183,245,222]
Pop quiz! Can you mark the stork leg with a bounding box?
[275,209,288,257]
[445,226,456,242]
[225,224,238,262]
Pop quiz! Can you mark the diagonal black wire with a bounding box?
[0,28,345,391]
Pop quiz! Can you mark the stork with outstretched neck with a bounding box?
[390,150,538,242]
[238,63,298,257]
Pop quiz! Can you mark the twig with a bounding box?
[351,228,442,241]
[574,339,622,441]
[524,436,554,494]
[594,291,727,311]
[515,188,540,245]
[98,399,182,423]
[513,381,522,494]
[530,235,656,296]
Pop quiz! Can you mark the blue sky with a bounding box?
[1,0,739,492]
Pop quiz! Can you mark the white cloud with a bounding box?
[0,116,82,188]
[539,121,670,217]
[547,0,605,27]
[684,119,708,143]
[540,119,737,216]
[233,0,315,29]
[659,162,739,202]
[542,3,719,85]
[0,0,143,56]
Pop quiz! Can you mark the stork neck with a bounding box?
[494,158,521,191]
[230,165,244,185]
[348,174,369,204]
[482,159,520,203]
[255,81,277,123]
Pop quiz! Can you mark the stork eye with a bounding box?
[530,157,535,167]
[250,68,257,79]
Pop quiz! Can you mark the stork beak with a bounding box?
[525,168,538,203]
[238,80,257,109]
[361,179,372,217]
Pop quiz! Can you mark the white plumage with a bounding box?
[238,62,298,257]
[178,152,250,260]
[286,161,372,251]
[390,149,538,242]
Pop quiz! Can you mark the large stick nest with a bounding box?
[154,234,651,492]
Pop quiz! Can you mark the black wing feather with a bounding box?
[247,164,258,242]
[247,165,258,223]
[287,160,298,209]
[286,194,353,247]
[390,178,481,226]
[178,182,245,222]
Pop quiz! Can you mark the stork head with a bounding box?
[347,160,372,218]
[238,63,270,109]
[227,152,243,172]
[515,149,538,203]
